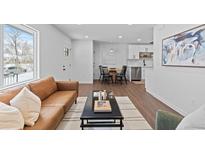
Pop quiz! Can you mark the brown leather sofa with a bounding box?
[0,76,79,130]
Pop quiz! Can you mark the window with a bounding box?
[0,24,39,89]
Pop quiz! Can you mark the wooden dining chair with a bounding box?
[99,65,103,81]
[102,67,113,84]
[116,65,127,84]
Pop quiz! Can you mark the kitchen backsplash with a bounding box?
[127,59,153,67]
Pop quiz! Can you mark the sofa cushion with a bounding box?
[176,104,205,130]
[0,85,29,105]
[10,87,41,127]
[24,106,64,130]
[29,76,57,101]
[56,80,79,94]
[42,91,77,113]
[0,102,24,130]
[0,93,14,105]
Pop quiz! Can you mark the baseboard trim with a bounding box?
[79,82,93,84]
[146,88,187,116]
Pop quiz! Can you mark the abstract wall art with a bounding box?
[162,25,205,67]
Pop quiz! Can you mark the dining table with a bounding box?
[108,68,121,83]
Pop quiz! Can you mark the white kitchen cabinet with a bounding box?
[128,45,153,60]
[133,49,139,59]
[128,45,139,59]
[128,45,137,59]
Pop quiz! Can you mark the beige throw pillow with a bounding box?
[0,102,24,130]
[10,87,41,126]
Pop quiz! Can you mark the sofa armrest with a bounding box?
[155,110,183,130]
[56,80,79,96]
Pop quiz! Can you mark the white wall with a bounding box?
[93,41,128,79]
[145,24,205,115]
[0,25,3,86]
[71,40,93,83]
[30,24,72,80]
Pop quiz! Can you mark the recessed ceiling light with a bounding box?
[128,24,133,26]
[84,35,89,38]
[110,48,114,53]
[118,35,123,39]
[137,38,141,42]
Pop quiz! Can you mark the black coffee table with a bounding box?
[80,91,124,130]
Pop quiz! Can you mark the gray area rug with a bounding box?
[57,97,152,130]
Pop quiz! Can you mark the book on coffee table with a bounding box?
[94,100,112,112]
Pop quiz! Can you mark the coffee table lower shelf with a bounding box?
[80,118,124,130]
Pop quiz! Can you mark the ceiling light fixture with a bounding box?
[137,38,142,42]
[110,48,114,53]
[118,35,123,39]
[84,35,89,39]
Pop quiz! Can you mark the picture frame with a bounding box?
[162,25,205,67]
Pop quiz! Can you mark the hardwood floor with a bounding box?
[79,80,181,129]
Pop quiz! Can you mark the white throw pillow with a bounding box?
[10,87,41,126]
[176,104,205,130]
[0,102,24,130]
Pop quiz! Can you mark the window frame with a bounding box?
[0,24,40,90]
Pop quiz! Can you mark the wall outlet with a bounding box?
[62,65,66,71]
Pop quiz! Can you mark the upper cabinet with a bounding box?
[128,45,138,59]
[128,44,153,60]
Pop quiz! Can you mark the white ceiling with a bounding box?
[54,24,154,44]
